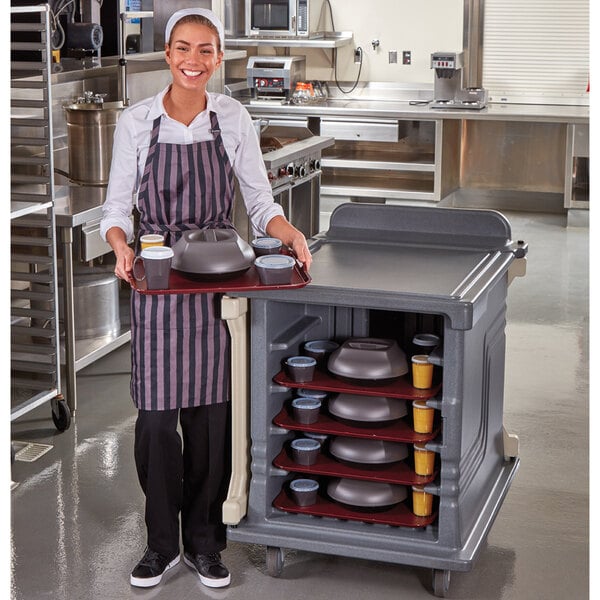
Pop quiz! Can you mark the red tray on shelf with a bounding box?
[273,447,437,486]
[272,406,440,443]
[133,254,311,295]
[273,489,436,529]
[273,369,441,400]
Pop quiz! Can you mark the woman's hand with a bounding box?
[289,232,312,271]
[265,216,312,271]
[106,227,135,284]
[114,246,136,284]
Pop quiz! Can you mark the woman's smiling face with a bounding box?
[165,21,223,93]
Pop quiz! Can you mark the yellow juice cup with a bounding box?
[412,400,434,433]
[412,485,433,517]
[411,354,434,389]
[140,234,165,249]
[413,443,435,476]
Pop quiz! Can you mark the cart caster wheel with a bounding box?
[432,569,451,598]
[51,397,71,432]
[266,546,284,578]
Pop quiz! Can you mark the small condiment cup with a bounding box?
[285,356,317,383]
[290,438,321,465]
[255,254,295,285]
[251,237,282,256]
[289,478,319,506]
[412,354,434,389]
[140,233,165,249]
[412,485,434,517]
[304,432,329,448]
[291,397,321,424]
[302,339,340,367]
[413,443,435,476]
[412,400,434,434]
[412,333,440,355]
[297,389,328,401]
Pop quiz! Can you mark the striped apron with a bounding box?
[130,111,234,410]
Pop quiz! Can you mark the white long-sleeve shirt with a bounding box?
[100,87,283,241]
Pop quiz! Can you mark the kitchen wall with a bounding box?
[310,0,463,84]
[227,0,463,86]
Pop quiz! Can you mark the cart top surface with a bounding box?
[306,241,505,300]
[305,203,520,300]
[231,204,525,313]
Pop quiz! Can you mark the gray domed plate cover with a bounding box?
[329,437,408,464]
[328,393,407,423]
[327,478,407,508]
[327,338,408,381]
[172,228,255,278]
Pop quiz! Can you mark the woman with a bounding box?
[100,8,311,590]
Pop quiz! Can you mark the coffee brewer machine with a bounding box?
[430,52,488,110]
[246,55,306,104]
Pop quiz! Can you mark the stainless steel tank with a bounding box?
[32,266,121,339]
[61,268,121,339]
[64,97,124,185]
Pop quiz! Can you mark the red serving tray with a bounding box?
[273,369,441,400]
[272,406,440,443]
[273,447,437,486]
[273,489,437,529]
[133,250,310,295]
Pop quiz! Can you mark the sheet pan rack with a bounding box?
[10,4,70,431]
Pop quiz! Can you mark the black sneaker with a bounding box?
[184,552,231,588]
[130,548,180,588]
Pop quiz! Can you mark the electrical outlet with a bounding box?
[402,51,411,65]
[389,51,398,64]
[354,48,362,64]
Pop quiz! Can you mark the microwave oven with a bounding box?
[245,0,321,37]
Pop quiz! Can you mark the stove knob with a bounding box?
[267,171,275,181]
[278,166,287,177]
[298,165,307,178]
[286,163,295,176]
[310,158,321,171]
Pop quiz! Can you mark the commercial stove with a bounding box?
[222,203,527,597]
[234,121,333,239]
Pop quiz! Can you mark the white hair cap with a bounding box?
[164,8,225,50]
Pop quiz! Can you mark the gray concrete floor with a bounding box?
[9,210,589,599]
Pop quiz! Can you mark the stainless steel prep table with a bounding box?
[244,95,588,214]
[53,185,131,416]
[243,95,589,124]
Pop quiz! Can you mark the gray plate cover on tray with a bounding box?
[327,478,407,508]
[327,338,408,381]
[328,393,407,423]
[172,228,255,277]
[329,437,408,465]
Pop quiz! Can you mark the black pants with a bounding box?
[134,403,231,558]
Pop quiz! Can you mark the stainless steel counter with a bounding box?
[52,185,130,416]
[244,98,589,124]
[53,184,106,227]
[244,88,589,215]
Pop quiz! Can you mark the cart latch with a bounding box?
[503,426,519,461]
[509,239,528,259]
